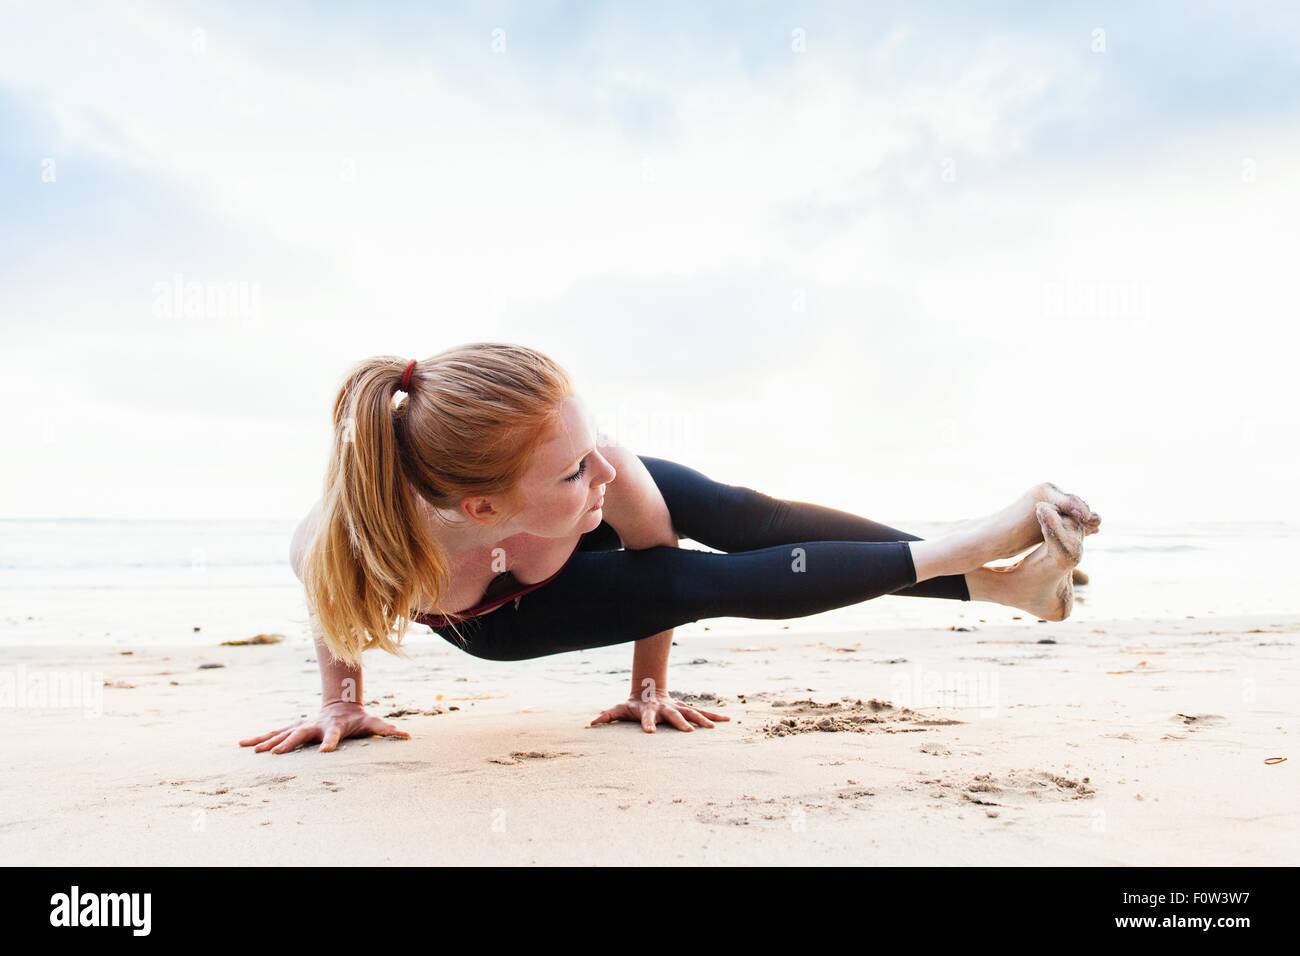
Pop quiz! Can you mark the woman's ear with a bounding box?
[462,496,497,521]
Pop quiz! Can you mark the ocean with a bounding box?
[1,519,1296,648]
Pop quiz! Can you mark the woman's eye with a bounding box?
[565,458,587,483]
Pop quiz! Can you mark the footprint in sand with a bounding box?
[671,690,727,707]
[755,697,962,739]
[370,759,431,774]
[1162,712,1226,740]
[919,769,1095,808]
[385,706,446,718]
[128,773,223,792]
[695,785,876,828]
[1172,712,1226,727]
[919,743,954,757]
[487,750,577,766]
[151,772,300,810]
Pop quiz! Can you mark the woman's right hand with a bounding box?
[238,701,411,754]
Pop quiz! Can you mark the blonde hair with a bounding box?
[301,341,574,667]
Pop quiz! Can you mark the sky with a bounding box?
[2,1,1298,524]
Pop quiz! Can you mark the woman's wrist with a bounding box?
[629,630,672,697]
[313,632,363,704]
[321,697,364,710]
[629,675,671,702]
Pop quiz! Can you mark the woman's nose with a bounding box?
[595,452,617,485]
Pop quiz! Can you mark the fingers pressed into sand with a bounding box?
[662,707,693,732]
[592,703,632,726]
[240,727,289,747]
[254,729,294,753]
[642,707,658,734]
[319,725,344,753]
[271,728,316,754]
[679,706,716,729]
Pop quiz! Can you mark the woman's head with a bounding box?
[431,389,617,539]
[301,341,604,667]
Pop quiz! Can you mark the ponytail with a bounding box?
[302,357,451,666]
[300,343,572,666]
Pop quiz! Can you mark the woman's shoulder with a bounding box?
[434,532,581,619]
[289,500,323,582]
[480,530,582,585]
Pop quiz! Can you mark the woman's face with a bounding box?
[504,393,617,538]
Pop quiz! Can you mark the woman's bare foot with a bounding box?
[908,484,1099,584]
[959,482,1100,564]
[968,503,1085,621]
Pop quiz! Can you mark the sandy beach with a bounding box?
[4,609,1295,866]
[6,0,1300,894]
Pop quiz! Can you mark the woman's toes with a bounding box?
[1034,502,1084,567]
[1037,482,1098,529]
[1064,494,1094,524]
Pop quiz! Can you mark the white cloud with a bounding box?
[1,2,1296,521]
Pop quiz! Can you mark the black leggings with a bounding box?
[428,455,971,661]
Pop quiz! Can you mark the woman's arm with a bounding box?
[290,508,365,704]
[310,614,364,705]
[589,439,728,732]
[596,441,677,692]
[237,505,410,754]
[595,436,674,551]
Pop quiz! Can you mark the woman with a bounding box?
[240,342,1100,754]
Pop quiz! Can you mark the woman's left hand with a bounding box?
[589,688,730,734]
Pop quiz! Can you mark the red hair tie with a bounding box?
[400,359,417,392]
